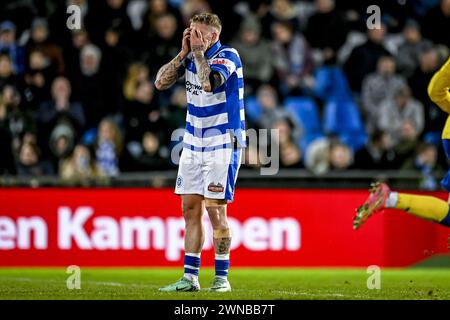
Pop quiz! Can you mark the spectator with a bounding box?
[123,62,150,101]
[260,0,301,39]
[1,85,36,153]
[256,84,302,141]
[378,86,425,146]
[180,0,211,27]
[37,77,85,157]
[166,85,187,134]
[38,77,85,129]
[0,54,18,90]
[231,15,274,95]
[354,130,396,169]
[422,0,450,48]
[344,23,391,92]
[48,0,90,49]
[60,144,103,182]
[396,20,433,78]
[16,141,54,176]
[72,44,109,128]
[95,118,122,177]
[361,55,407,132]
[329,141,354,171]
[101,22,132,114]
[273,119,302,168]
[132,131,170,171]
[64,28,91,81]
[123,80,164,143]
[140,0,182,39]
[408,48,446,132]
[400,143,443,190]
[26,17,65,75]
[305,138,354,174]
[48,123,75,166]
[271,22,313,96]
[143,13,180,76]
[304,0,349,65]
[86,0,134,47]
[0,21,25,75]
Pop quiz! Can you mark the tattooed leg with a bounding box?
[206,200,231,255]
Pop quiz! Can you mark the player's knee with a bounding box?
[205,204,228,230]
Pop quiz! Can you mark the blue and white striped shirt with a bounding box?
[183,40,246,152]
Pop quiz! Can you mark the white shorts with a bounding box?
[175,147,242,201]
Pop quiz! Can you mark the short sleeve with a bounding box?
[209,49,240,81]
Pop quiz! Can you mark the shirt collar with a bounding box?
[205,40,221,59]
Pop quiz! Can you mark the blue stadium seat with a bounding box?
[81,128,98,145]
[285,97,321,134]
[244,96,262,123]
[285,97,324,151]
[424,131,441,146]
[313,66,353,102]
[323,98,367,151]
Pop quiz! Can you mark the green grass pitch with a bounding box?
[0,268,449,300]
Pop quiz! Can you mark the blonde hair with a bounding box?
[123,62,148,101]
[190,13,222,33]
[97,119,123,156]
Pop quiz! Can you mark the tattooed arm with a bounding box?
[190,28,225,93]
[154,28,191,91]
[192,47,212,92]
[154,53,185,91]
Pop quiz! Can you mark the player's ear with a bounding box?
[211,31,218,43]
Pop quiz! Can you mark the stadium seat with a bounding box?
[285,97,324,151]
[313,66,353,102]
[323,98,367,151]
[244,96,262,123]
[81,128,98,145]
[424,131,441,146]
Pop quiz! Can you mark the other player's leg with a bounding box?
[353,182,450,230]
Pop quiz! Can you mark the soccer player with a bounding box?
[154,13,245,292]
[353,56,450,231]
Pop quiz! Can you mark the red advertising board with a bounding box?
[0,188,448,267]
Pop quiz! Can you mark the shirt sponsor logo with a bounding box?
[186,81,202,96]
[212,59,226,65]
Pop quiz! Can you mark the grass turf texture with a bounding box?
[0,268,449,300]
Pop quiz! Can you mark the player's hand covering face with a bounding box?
[181,27,191,55]
[189,23,215,52]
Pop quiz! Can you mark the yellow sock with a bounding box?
[395,193,449,223]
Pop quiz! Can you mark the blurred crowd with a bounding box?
[0,0,449,188]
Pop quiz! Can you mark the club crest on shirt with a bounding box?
[208,182,224,193]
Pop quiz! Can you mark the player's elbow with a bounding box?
[427,81,438,103]
[154,80,164,91]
